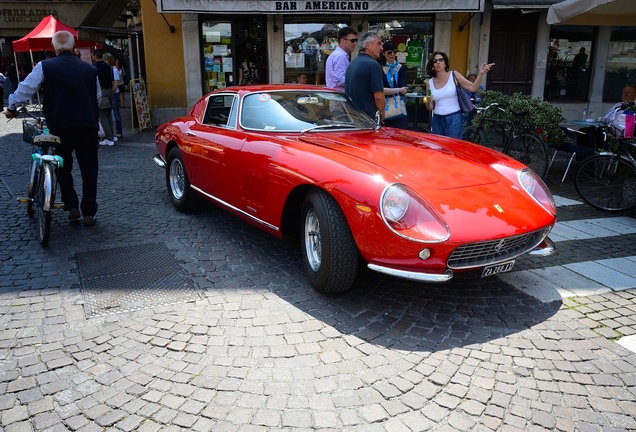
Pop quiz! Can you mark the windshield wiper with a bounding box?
[300,123,360,134]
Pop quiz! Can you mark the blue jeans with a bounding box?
[431,111,463,139]
[113,92,122,136]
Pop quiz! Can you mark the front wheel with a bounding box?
[166,147,199,212]
[300,189,359,293]
[37,163,55,246]
[462,125,481,144]
[574,154,636,212]
[27,159,39,217]
[508,133,549,179]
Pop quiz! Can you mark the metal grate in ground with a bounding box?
[1,175,27,198]
[76,242,201,318]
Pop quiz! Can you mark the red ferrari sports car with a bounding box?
[154,85,556,293]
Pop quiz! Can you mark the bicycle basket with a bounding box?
[22,120,40,144]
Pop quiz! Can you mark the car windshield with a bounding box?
[239,90,376,132]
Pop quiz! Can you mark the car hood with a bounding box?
[298,129,503,190]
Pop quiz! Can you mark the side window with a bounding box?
[203,94,236,127]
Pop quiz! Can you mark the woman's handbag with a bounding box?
[454,72,476,114]
[385,94,407,120]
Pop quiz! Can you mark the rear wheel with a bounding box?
[574,154,636,212]
[300,189,359,293]
[508,132,549,178]
[166,147,199,212]
[37,164,55,246]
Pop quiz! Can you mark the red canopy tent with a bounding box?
[12,15,96,53]
[11,15,99,94]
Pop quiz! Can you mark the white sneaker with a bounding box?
[113,136,118,142]
[99,139,114,146]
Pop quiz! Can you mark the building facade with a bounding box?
[3,1,635,128]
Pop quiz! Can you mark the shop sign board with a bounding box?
[0,3,93,29]
[158,0,484,14]
[131,78,152,132]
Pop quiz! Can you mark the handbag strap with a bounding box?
[453,71,460,88]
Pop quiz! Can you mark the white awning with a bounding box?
[158,0,485,14]
[547,0,636,26]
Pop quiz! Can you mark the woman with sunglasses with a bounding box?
[379,41,409,129]
[425,51,494,138]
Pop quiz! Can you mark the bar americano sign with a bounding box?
[158,0,483,14]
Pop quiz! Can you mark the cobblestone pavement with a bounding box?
[1,111,635,431]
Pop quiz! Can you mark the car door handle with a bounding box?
[186,131,196,136]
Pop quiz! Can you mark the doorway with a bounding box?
[487,10,537,95]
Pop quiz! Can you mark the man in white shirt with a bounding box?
[325,27,357,90]
[603,84,636,131]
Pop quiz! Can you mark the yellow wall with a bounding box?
[140,0,186,108]
[450,13,471,76]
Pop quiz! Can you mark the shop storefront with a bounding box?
[159,0,483,97]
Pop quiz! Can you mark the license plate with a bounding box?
[482,260,515,277]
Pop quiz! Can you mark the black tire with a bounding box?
[300,189,359,293]
[574,154,636,212]
[166,147,198,212]
[508,132,549,178]
[27,160,38,217]
[37,164,54,246]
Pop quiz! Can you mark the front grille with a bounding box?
[447,228,549,269]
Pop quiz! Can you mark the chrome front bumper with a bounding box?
[368,236,555,283]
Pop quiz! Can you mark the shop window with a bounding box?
[544,26,595,101]
[284,20,349,85]
[200,17,268,94]
[603,26,636,102]
[201,21,233,93]
[367,18,434,85]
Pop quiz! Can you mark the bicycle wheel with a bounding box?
[37,163,55,246]
[27,160,39,217]
[462,125,480,143]
[508,132,549,178]
[462,124,505,152]
[575,154,636,212]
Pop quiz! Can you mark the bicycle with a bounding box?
[573,126,636,213]
[462,102,550,178]
[15,108,64,246]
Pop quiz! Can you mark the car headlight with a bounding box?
[380,184,450,243]
[519,169,556,215]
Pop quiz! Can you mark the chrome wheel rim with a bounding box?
[304,208,321,272]
[169,158,185,200]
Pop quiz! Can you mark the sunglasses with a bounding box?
[345,38,358,43]
[432,58,445,64]
[385,50,395,55]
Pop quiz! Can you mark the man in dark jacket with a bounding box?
[4,30,102,226]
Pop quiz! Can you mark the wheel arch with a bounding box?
[279,184,319,241]
[279,183,368,262]
[164,140,180,160]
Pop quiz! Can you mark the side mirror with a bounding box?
[374,110,382,130]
